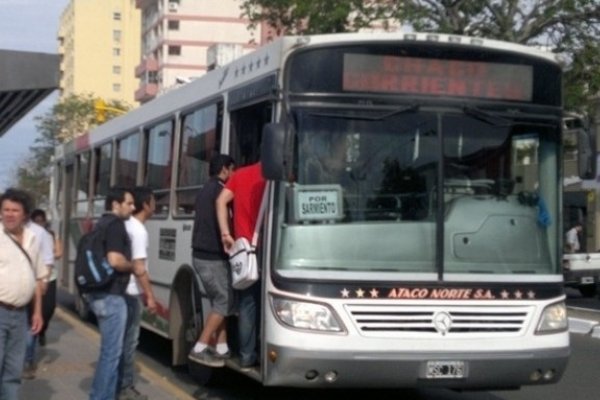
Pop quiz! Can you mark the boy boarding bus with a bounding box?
[50,32,594,389]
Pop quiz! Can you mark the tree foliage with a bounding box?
[12,93,130,206]
[241,0,396,35]
[241,0,600,112]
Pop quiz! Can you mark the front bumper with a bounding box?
[263,344,570,389]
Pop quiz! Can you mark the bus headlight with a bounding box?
[271,296,344,332]
[536,301,568,333]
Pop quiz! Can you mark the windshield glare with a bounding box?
[276,109,560,276]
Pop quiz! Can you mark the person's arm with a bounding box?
[53,235,63,260]
[30,280,44,334]
[41,264,51,294]
[216,187,235,252]
[107,251,134,272]
[133,259,157,313]
[30,242,47,334]
[106,220,135,272]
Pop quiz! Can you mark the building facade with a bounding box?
[134,0,264,103]
[58,0,141,106]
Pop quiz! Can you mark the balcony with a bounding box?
[135,58,159,78]
[135,83,158,103]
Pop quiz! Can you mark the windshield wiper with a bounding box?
[309,103,419,121]
[463,106,512,126]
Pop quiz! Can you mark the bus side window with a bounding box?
[144,120,174,216]
[75,151,91,217]
[92,142,113,216]
[176,102,223,215]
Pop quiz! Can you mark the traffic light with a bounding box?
[94,98,106,123]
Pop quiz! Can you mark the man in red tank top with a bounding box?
[216,161,266,369]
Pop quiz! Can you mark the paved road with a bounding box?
[47,288,600,400]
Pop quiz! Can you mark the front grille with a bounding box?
[345,304,532,336]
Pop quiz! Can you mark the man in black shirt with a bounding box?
[87,187,145,400]
[189,154,235,367]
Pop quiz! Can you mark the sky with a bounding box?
[0,0,69,191]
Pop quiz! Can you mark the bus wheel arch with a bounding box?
[169,264,216,384]
[169,264,204,366]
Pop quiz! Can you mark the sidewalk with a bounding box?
[20,307,194,400]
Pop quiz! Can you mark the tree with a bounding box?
[12,93,130,206]
[240,0,600,112]
[241,0,395,36]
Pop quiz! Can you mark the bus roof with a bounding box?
[287,31,559,63]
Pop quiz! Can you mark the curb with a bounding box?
[55,307,196,400]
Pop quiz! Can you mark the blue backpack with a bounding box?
[74,215,118,292]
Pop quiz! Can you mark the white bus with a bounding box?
[50,32,591,389]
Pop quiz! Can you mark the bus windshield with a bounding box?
[277,108,560,277]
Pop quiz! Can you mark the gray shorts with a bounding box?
[192,258,235,316]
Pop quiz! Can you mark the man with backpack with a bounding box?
[82,187,144,400]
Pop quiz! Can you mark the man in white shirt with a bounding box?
[0,188,46,400]
[118,186,157,400]
[565,223,583,253]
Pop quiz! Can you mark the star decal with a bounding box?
[355,288,365,298]
[369,288,379,298]
[500,290,510,299]
[527,290,535,299]
[341,288,350,298]
[514,290,523,299]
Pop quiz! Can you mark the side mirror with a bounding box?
[577,128,597,180]
[261,123,288,181]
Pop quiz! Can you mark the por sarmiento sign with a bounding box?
[294,184,343,221]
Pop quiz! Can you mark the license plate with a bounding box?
[425,361,466,379]
[581,276,594,284]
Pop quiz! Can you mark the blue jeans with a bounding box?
[87,293,127,400]
[0,306,28,400]
[238,283,260,365]
[118,295,142,392]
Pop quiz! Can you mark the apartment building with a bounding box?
[134,0,265,103]
[58,0,141,106]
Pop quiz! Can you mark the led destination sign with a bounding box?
[343,54,533,101]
